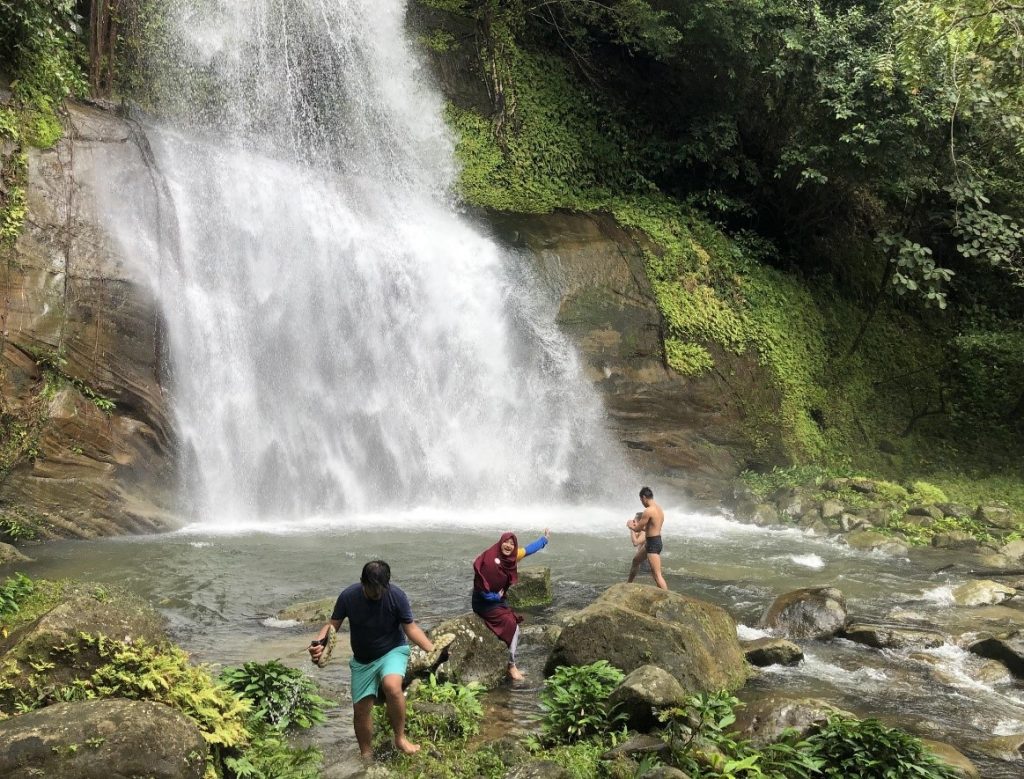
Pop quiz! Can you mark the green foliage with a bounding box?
[911,481,949,505]
[420,29,458,53]
[221,722,322,779]
[373,675,485,751]
[219,659,331,731]
[659,692,823,779]
[0,573,34,630]
[805,714,956,779]
[0,508,39,542]
[537,661,626,745]
[665,339,714,377]
[29,348,117,413]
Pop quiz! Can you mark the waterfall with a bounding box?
[90,0,631,524]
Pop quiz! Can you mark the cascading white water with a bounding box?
[91,0,632,523]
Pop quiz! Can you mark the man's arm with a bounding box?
[308,618,342,663]
[630,508,653,533]
[402,621,434,652]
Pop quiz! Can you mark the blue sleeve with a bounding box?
[392,586,414,624]
[524,536,548,556]
[330,591,347,623]
[481,590,503,602]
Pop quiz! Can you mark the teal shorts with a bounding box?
[349,644,410,703]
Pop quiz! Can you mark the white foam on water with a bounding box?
[737,624,770,641]
[994,719,1024,737]
[261,617,302,629]
[921,584,956,605]
[789,553,825,569]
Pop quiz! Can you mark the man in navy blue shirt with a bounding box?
[309,560,434,757]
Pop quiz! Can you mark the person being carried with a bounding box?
[628,511,651,574]
[308,560,434,758]
[626,486,668,590]
[472,529,550,681]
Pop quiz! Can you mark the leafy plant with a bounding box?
[805,714,956,779]
[0,573,34,633]
[373,675,485,750]
[219,659,331,731]
[537,660,626,745]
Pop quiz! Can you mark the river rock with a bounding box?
[507,567,552,608]
[819,500,844,520]
[609,664,688,731]
[546,583,749,693]
[968,630,1024,678]
[951,580,1015,607]
[823,478,851,492]
[838,513,865,532]
[746,503,779,527]
[741,637,803,667]
[850,479,877,494]
[277,596,336,623]
[0,542,31,565]
[639,768,691,779]
[733,696,850,748]
[906,504,944,522]
[937,503,972,519]
[600,733,671,761]
[931,532,982,550]
[0,698,206,779]
[760,587,847,640]
[975,505,1018,530]
[920,739,980,779]
[977,732,1024,761]
[840,622,946,650]
[1,583,166,711]
[425,613,509,689]
[999,539,1024,561]
[843,530,908,555]
[505,761,571,779]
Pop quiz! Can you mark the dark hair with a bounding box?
[639,486,654,500]
[361,560,391,590]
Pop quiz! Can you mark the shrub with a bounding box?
[373,675,485,749]
[537,660,626,745]
[911,481,949,505]
[219,659,332,731]
[806,714,956,779]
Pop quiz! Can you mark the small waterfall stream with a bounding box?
[89,0,630,524]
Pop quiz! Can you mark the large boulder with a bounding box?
[919,740,980,779]
[843,530,907,556]
[0,103,176,538]
[733,696,851,748]
[608,664,688,731]
[951,580,1015,607]
[545,584,749,693]
[0,582,165,712]
[759,587,847,640]
[507,567,552,608]
[0,698,207,779]
[741,637,803,667]
[840,623,946,650]
[424,613,509,689]
[975,505,1018,530]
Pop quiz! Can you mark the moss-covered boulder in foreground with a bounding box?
[545,583,749,693]
[0,698,207,779]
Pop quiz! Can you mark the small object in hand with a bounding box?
[310,624,337,668]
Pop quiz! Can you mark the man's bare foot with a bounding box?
[394,736,420,755]
[508,664,525,681]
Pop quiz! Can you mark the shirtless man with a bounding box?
[626,486,668,590]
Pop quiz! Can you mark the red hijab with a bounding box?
[473,532,519,593]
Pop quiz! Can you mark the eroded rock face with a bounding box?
[760,587,847,640]
[840,623,946,650]
[0,103,176,537]
[0,698,206,779]
[484,211,779,501]
[733,696,850,748]
[741,637,804,667]
[545,583,749,693]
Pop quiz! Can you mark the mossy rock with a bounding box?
[506,567,552,608]
[276,596,336,624]
[0,543,31,566]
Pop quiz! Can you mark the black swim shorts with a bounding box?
[645,535,663,554]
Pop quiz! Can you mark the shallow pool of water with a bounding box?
[10,502,1023,776]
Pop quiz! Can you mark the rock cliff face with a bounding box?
[485,211,763,501]
[0,103,176,537]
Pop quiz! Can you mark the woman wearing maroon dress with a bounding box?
[472,529,550,681]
